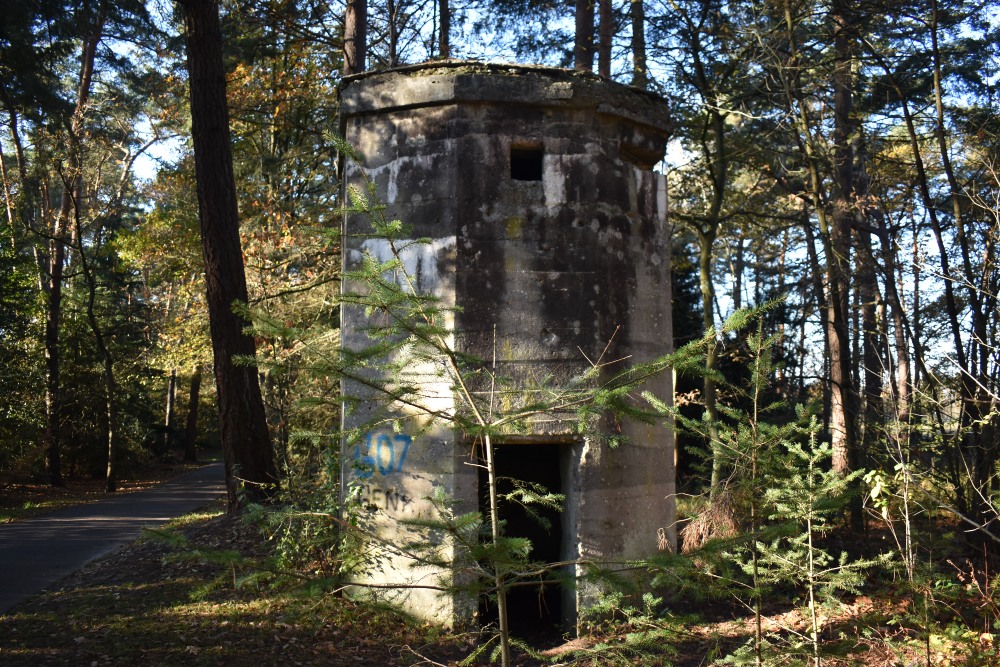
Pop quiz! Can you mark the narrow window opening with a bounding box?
[510,145,544,181]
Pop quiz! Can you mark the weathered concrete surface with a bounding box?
[340,62,674,628]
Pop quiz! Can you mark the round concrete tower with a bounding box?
[339,62,674,630]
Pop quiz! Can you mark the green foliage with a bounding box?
[247,491,342,576]
[572,592,681,666]
[675,320,884,665]
[747,432,886,665]
[0,245,43,477]
[58,224,159,477]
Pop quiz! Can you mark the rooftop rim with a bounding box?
[338,59,672,136]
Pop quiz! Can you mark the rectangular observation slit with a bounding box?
[510,143,544,181]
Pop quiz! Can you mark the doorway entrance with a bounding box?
[477,440,577,634]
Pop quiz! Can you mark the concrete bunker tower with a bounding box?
[339,62,675,629]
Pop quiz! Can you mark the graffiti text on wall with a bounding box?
[353,432,412,479]
[360,484,414,512]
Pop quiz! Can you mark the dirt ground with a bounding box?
[1,470,996,666]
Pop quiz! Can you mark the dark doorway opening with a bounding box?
[478,442,568,636]
[510,145,544,181]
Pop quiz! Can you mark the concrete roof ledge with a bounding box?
[340,61,672,135]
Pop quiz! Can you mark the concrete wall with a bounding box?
[339,62,675,628]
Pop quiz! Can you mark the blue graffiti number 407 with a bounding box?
[353,433,412,479]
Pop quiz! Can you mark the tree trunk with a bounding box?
[179,0,277,510]
[343,0,367,74]
[184,364,202,462]
[877,217,912,443]
[630,0,648,87]
[0,141,16,245]
[828,0,856,480]
[700,229,723,494]
[854,146,888,455]
[855,226,882,460]
[439,0,450,58]
[43,11,104,487]
[775,228,789,397]
[86,275,119,494]
[164,368,177,456]
[598,0,612,77]
[387,0,399,67]
[70,162,119,493]
[43,232,66,487]
[574,0,594,72]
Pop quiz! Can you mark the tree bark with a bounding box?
[387,0,399,67]
[0,141,16,245]
[855,225,882,459]
[164,368,177,456]
[43,11,104,487]
[344,0,367,74]
[184,364,202,462]
[855,142,890,456]
[74,204,120,493]
[828,0,856,481]
[598,0,612,77]
[699,227,723,493]
[439,0,450,58]
[179,0,277,510]
[630,0,648,87]
[574,0,594,72]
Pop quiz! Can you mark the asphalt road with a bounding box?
[0,461,226,615]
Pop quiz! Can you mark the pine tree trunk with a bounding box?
[184,364,202,462]
[179,0,277,510]
[828,0,856,482]
[344,0,367,74]
[698,105,728,496]
[829,0,862,530]
[439,0,450,58]
[43,233,65,487]
[699,230,723,494]
[43,12,103,487]
[574,0,594,72]
[387,0,399,67]
[598,0,612,77]
[164,368,177,456]
[857,232,882,454]
[630,0,648,88]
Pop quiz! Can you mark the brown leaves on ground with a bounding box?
[1,490,996,667]
[0,508,480,666]
[0,461,204,523]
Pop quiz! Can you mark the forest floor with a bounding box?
[1,472,997,665]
